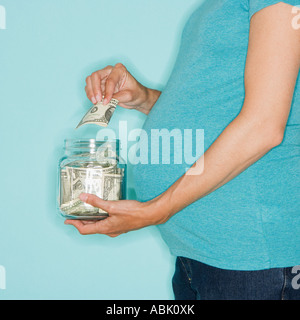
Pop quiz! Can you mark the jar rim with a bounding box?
[64,139,119,150]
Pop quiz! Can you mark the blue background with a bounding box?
[0,0,202,299]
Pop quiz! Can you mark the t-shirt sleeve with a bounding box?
[249,0,299,20]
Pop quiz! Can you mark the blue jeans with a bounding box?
[172,257,300,300]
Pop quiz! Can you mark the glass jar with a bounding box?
[57,139,126,220]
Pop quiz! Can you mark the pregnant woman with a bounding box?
[65,1,300,300]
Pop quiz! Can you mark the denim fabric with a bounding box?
[172,257,300,300]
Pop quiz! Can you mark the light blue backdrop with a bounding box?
[0,0,202,299]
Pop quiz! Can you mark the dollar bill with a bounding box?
[60,168,70,204]
[76,98,118,129]
[103,173,122,201]
[60,198,101,217]
[59,165,124,219]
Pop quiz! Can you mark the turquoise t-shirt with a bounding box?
[133,0,300,271]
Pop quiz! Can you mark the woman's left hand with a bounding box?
[64,193,169,237]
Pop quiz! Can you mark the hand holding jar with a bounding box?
[64,192,171,237]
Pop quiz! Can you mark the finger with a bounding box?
[79,193,113,213]
[65,216,118,235]
[85,66,113,104]
[96,66,114,98]
[64,219,100,235]
[104,64,126,105]
[100,78,106,95]
[85,76,97,104]
[108,233,122,238]
[81,220,98,225]
[91,72,102,102]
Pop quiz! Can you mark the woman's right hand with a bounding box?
[85,63,161,115]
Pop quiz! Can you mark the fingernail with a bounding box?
[91,97,97,104]
[96,94,101,102]
[103,98,108,105]
[79,193,88,202]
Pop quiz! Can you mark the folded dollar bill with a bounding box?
[59,164,124,219]
[76,98,118,129]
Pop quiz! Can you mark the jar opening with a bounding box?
[64,139,119,153]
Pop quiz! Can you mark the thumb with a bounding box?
[112,90,133,105]
[79,193,111,213]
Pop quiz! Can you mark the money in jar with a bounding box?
[57,139,126,220]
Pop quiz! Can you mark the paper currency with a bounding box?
[59,163,124,219]
[76,98,118,129]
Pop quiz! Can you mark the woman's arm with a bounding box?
[159,2,300,218]
[66,3,300,236]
